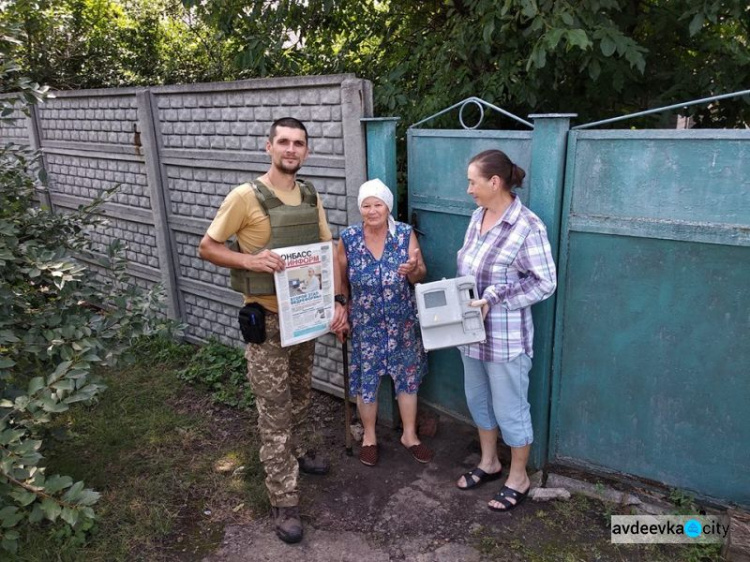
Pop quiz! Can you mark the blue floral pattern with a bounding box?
[341,222,427,403]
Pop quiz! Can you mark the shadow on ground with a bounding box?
[202,391,708,562]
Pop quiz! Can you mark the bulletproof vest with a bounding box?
[228,179,320,296]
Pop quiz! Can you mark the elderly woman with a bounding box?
[455,150,556,512]
[334,179,432,467]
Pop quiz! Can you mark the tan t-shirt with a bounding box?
[206,179,333,313]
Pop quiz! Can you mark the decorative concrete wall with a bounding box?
[0,75,373,398]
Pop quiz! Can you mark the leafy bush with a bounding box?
[178,340,253,410]
[0,136,176,553]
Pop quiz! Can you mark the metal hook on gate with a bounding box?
[410,211,425,237]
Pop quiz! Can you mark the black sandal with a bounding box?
[456,467,502,490]
[488,484,530,512]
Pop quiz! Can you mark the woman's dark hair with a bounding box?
[469,150,526,189]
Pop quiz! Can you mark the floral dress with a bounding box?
[341,222,427,403]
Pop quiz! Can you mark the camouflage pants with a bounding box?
[245,312,315,507]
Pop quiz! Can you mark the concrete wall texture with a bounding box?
[0,74,374,398]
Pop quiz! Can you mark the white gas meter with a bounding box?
[415,275,486,351]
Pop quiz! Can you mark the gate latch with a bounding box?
[410,211,425,236]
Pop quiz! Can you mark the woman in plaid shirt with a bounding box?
[455,150,557,512]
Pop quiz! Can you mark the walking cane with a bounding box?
[342,336,353,456]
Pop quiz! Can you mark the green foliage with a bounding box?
[665,488,722,561]
[0,0,231,90]
[0,20,50,115]
[680,543,723,562]
[0,69,177,553]
[668,487,698,515]
[128,333,197,366]
[4,0,748,126]
[17,336,257,560]
[181,0,747,219]
[178,340,253,410]
[178,0,750,129]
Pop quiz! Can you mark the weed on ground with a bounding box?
[177,339,253,410]
[14,337,264,562]
[468,492,723,562]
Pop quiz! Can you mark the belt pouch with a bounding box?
[238,303,266,344]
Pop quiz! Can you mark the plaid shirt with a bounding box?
[457,196,557,362]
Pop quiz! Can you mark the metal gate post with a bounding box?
[360,116,401,428]
[361,117,400,217]
[527,113,575,470]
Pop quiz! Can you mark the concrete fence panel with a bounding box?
[0,74,373,398]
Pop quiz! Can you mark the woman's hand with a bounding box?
[330,302,349,333]
[331,317,349,343]
[399,232,426,284]
[469,298,490,320]
[330,301,349,343]
[334,328,349,343]
[397,247,421,276]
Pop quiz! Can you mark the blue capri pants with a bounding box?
[461,353,534,448]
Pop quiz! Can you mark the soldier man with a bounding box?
[199,117,347,544]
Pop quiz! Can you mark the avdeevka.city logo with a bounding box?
[611,515,728,544]
[684,519,702,538]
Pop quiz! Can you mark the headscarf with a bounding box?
[358,178,396,235]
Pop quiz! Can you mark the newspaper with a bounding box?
[273,241,335,347]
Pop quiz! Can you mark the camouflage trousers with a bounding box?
[245,312,315,508]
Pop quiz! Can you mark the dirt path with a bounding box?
[201,392,672,562]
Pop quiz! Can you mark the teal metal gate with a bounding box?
[404,100,570,469]
[362,91,750,506]
[550,121,750,507]
[407,127,531,419]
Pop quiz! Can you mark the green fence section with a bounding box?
[363,95,750,507]
[551,130,750,507]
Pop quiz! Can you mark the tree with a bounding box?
[0,0,233,90]
[5,0,747,125]
[182,0,750,128]
[0,25,177,554]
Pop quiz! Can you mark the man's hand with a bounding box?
[199,235,286,273]
[246,249,285,273]
[469,298,489,320]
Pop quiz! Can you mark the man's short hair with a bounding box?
[269,117,308,143]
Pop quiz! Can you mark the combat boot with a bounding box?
[297,450,330,475]
[272,506,303,544]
